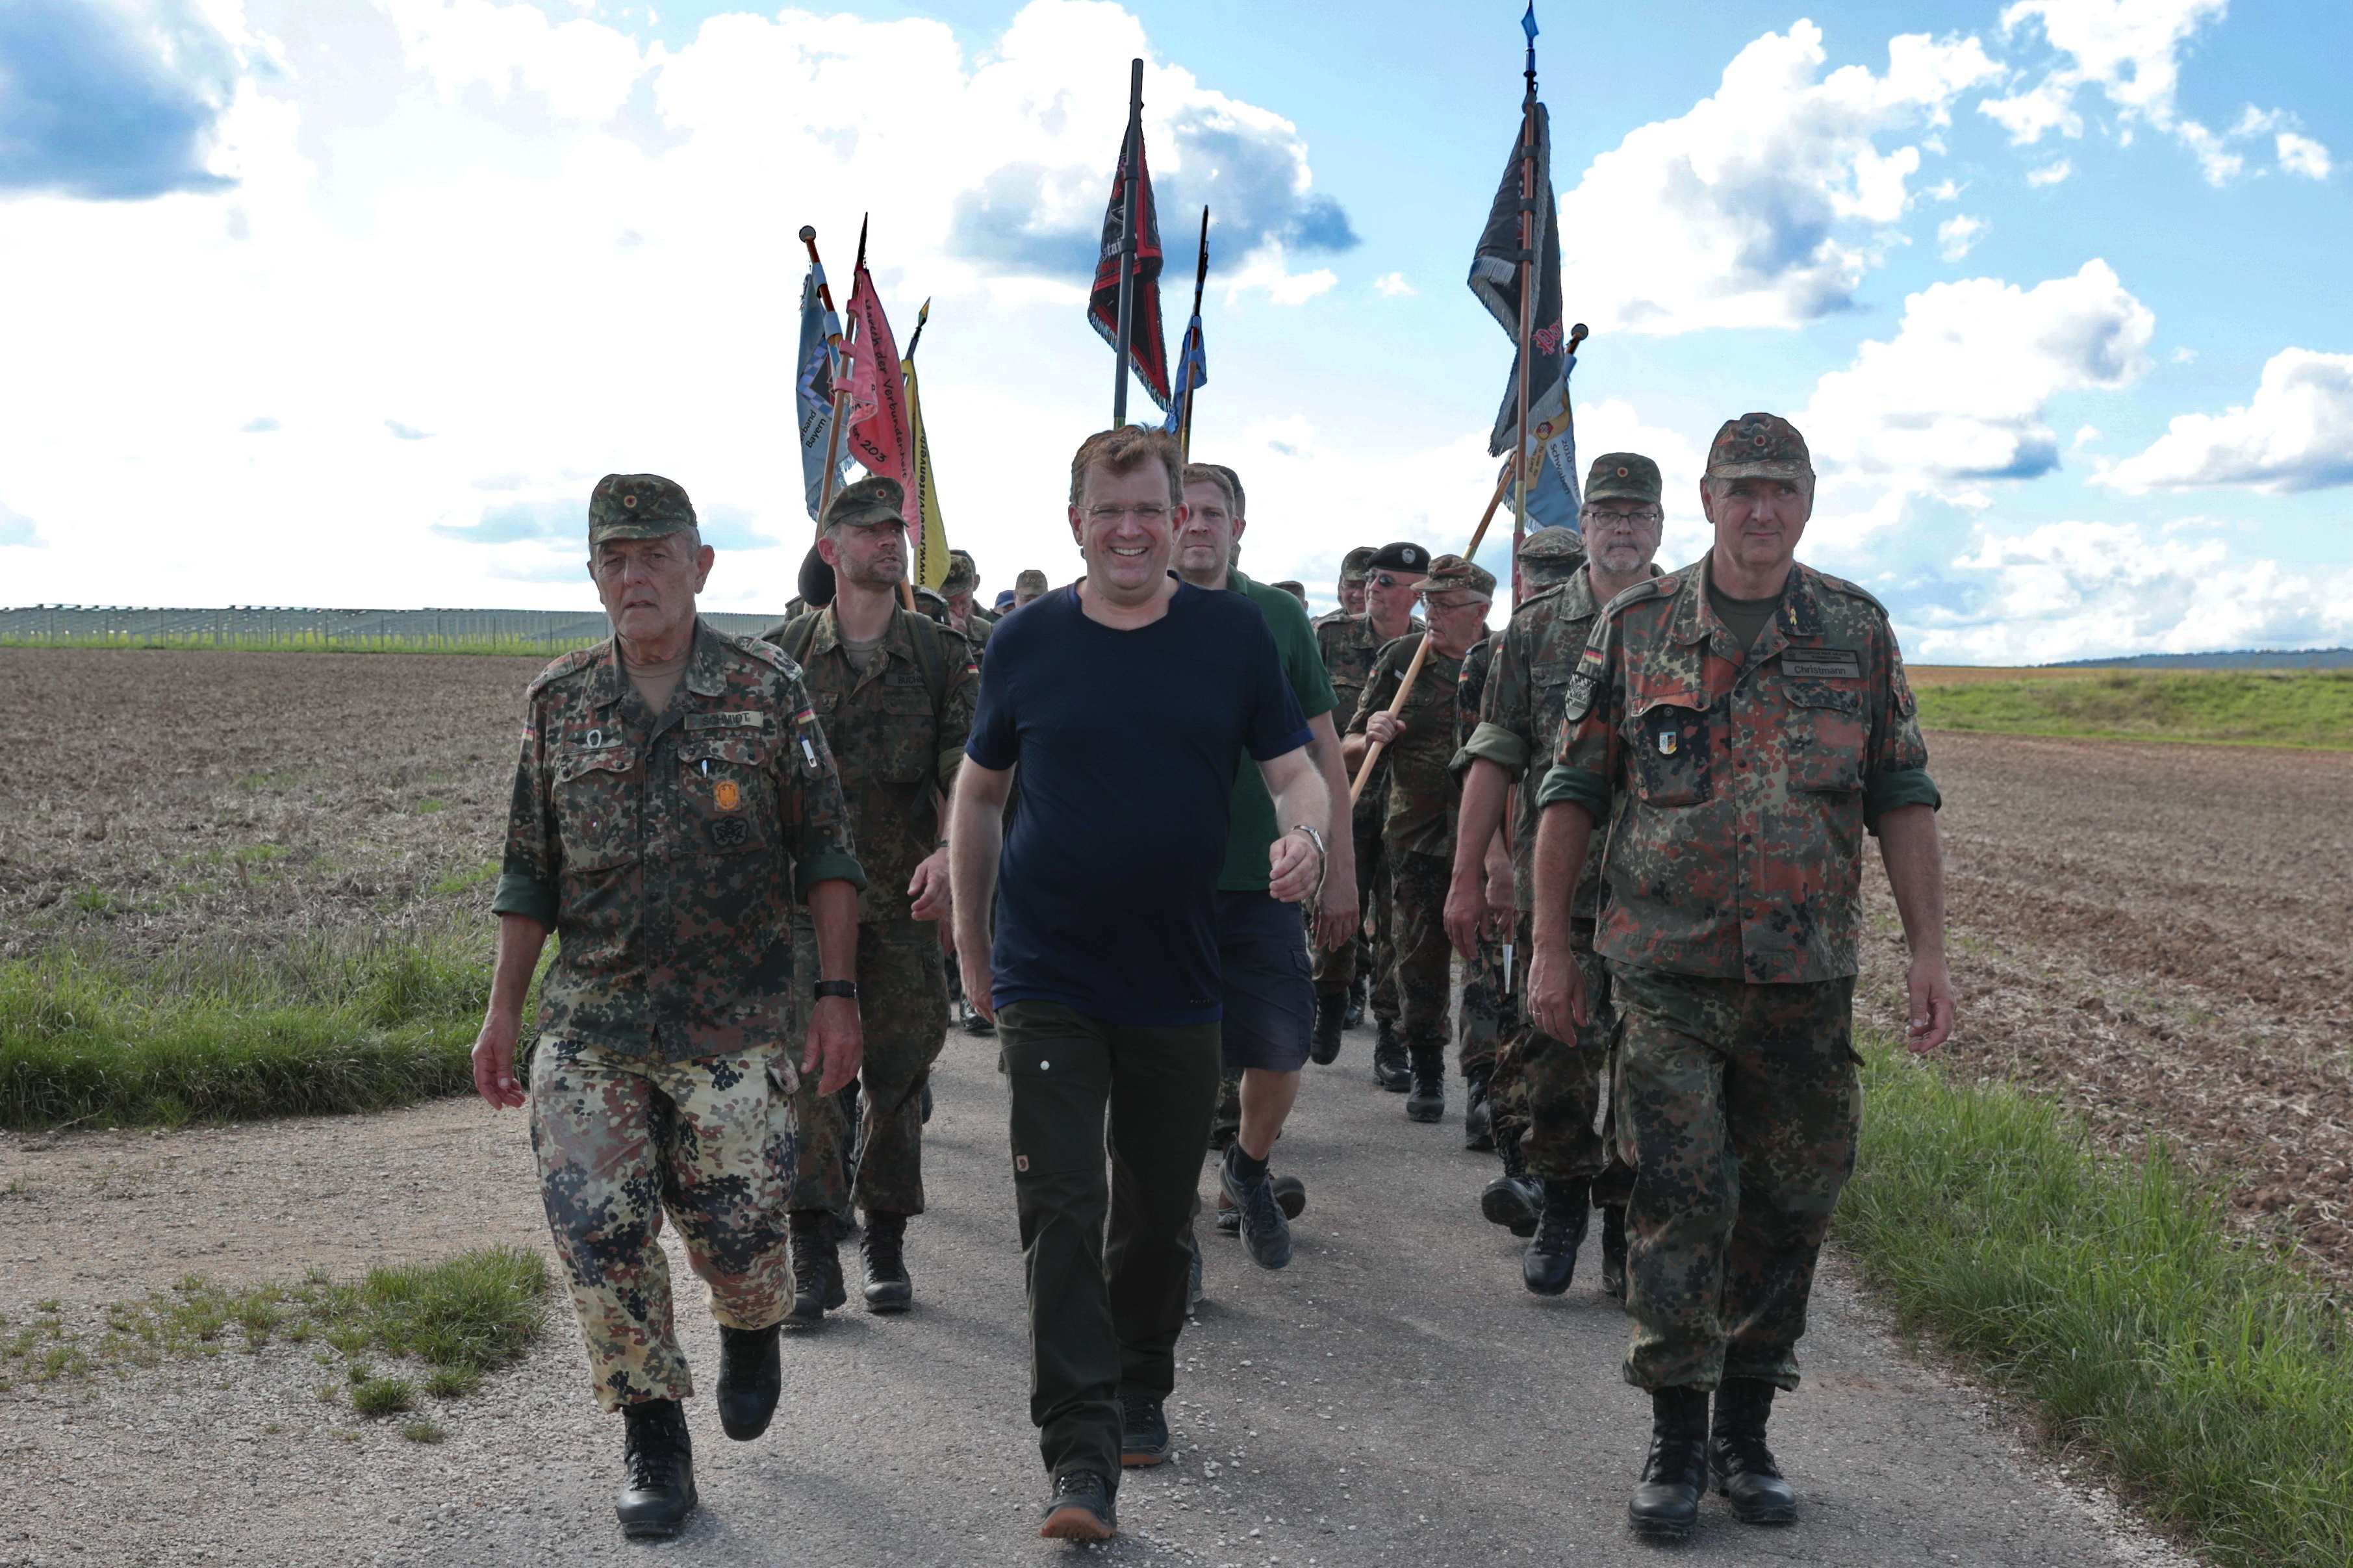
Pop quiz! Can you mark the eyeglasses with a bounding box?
[1371,571,1423,589]
[1583,507,1660,527]
[1084,504,1171,524]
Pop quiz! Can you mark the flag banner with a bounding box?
[796,266,849,522]
[902,357,951,592]
[1160,312,1206,435]
[841,266,911,492]
[1520,346,1581,530]
[1089,125,1172,412]
[1468,101,1566,460]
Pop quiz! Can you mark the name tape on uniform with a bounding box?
[684,711,771,732]
[1781,651,1863,680]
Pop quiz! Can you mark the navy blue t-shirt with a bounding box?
[965,581,1311,1026]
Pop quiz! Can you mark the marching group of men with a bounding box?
[470,411,1954,1547]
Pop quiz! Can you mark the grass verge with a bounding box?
[0,936,499,1128]
[1914,668,2353,748]
[0,1246,549,1404]
[1840,1033,2353,1568]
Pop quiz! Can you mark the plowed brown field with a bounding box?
[6,648,2350,1285]
[1855,730,2353,1280]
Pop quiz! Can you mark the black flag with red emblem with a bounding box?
[1088,121,1172,413]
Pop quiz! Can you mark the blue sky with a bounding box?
[1,0,2346,661]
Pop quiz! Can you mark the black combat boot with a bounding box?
[861,1209,913,1313]
[1310,989,1346,1065]
[1480,1126,1541,1237]
[1711,1378,1798,1524]
[1461,1063,1495,1150]
[713,1323,780,1441]
[1522,1177,1590,1296]
[784,1209,845,1330]
[616,1398,697,1538]
[1404,1049,1445,1122]
[1343,974,1366,1029]
[1627,1385,1710,1539]
[1600,1204,1629,1303]
[1372,1018,1410,1091]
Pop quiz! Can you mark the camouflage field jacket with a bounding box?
[1534,556,1939,983]
[1348,630,1466,861]
[492,620,867,1059]
[1318,611,1421,831]
[766,606,976,926]
[1454,566,1641,918]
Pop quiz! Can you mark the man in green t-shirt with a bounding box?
[1171,462,1359,1282]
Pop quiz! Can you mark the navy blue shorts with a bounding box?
[1214,889,1314,1074]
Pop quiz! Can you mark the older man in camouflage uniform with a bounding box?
[1342,553,1494,1122]
[473,473,866,1540]
[1529,415,1953,1539]
[1451,459,1668,1298]
[765,476,978,1325]
[1314,540,1429,1081]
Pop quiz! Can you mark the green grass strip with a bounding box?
[1840,1035,2353,1567]
[1914,668,2353,748]
[0,1246,548,1406]
[0,939,492,1128]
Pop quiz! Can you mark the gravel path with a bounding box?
[0,1017,2196,1568]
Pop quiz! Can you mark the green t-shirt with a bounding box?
[1219,570,1339,891]
[1707,578,1781,652]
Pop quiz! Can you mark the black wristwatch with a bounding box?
[812,980,859,1003]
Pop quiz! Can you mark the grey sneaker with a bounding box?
[1219,1146,1293,1271]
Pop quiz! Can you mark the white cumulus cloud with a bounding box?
[1937,213,1987,260]
[2098,348,2353,494]
[2278,131,2332,179]
[1803,259,2154,488]
[1982,0,2331,186]
[1371,272,1414,297]
[1553,21,2001,335]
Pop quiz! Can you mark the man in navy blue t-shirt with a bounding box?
[948,426,1327,1543]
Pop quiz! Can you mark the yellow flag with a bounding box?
[901,357,950,592]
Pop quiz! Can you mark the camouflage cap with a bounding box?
[823,474,907,530]
[1338,545,1378,581]
[1705,412,1813,481]
[589,474,696,546]
[1584,451,1663,505]
[1416,553,1496,601]
[942,549,980,592]
[1520,525,1586,588]
[1014,568,1049,595]
[1367,541,1431,574]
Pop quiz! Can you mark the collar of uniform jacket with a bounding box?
[583,619,735,711]
[1664,551,1827,660]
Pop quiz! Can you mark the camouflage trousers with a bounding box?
[1312,816,1398,1023]
[1608,962,1861,1393]
[1458,927,1511,1078]
[789,913,949,1216]
[1386,848,1463,1065]
[1490,915,1631,1194]
[529,1037,797,1411]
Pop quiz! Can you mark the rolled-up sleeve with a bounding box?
[1863,641,1940,829]
[491,698,560,924]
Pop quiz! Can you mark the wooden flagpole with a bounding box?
[1508,23,1540,611]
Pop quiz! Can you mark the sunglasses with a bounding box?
[1371,571,1422,589]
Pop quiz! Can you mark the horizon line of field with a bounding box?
[8,606,2353,672]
